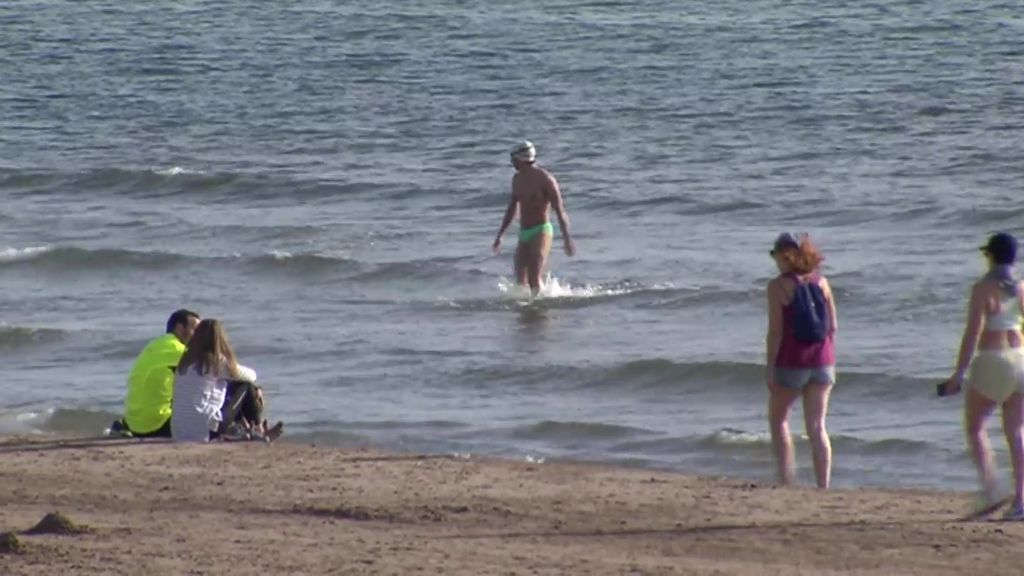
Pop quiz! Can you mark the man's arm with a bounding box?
[492,191,518,253]
[547,174,575,256]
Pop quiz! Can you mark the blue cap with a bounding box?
[981,232,1018,264]
[771,232,802,254]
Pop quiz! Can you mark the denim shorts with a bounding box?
[773,366,836,390]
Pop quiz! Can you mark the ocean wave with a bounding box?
[0,244,508,285]
[510,420,656,442]
[956,205,1024,227]
[152,166,204,176]
[632,285,759,309]
[0,245,363,275]
[0,409,467,443]
[0,167,245,199]
[880,203,944,223]
[700,429,936,457]
[611,428,936,459]
[588,194,765,216]
[0,325,69,350]
[0,407,120,437]
[0,246,186,270]
[351,257,485,283]
[598,360,938,396]
[380,347,475,359]
[445,358,939,400]
[597,359,766,391]
[0,166,408,203]
[247,251,361,275]
[0,246,52,263]
[445,359,755,393]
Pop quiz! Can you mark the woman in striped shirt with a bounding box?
[171,319,278,442]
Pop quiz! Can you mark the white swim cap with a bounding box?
[510,140,536,162]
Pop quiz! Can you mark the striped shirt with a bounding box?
[171,357,257,442]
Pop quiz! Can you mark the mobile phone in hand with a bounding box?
[937,380,956,397]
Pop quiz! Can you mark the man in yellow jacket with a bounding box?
[120,309,200,437]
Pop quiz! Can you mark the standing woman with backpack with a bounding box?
[765,232,837,488]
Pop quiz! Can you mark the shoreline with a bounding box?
[2,435,1023,575]
[1,408,982,493]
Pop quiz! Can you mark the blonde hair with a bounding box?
[778,236,824,274]
[176,319,242,379]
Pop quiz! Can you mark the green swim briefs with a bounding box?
[518,222,554,243]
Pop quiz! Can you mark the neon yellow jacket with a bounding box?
[124,333,186,434]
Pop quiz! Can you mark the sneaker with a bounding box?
[106,419,132,438]
[966,490,1010,520]
[1002,503,1024,521]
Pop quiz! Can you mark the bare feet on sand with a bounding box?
[264,421,284,443]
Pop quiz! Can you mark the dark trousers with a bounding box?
[217,380,264,434]
[127,417,171,438]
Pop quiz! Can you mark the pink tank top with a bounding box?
[775,274,835,369]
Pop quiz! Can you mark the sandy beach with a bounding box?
[1,436,1023,575]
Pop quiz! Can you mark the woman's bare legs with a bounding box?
[803,383,834,489]
[1001,391,1024,509]
[965,387,998,497]
[768,384,802,486]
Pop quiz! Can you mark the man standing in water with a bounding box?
[492,141,576,296]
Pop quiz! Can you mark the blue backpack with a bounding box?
[790,276,830,343]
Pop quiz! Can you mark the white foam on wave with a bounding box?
[269,250,293,260]
[0,408,50,435]
[706,428,769,445]
[497,275,656,301]
[0,246,52,264]
[153,166,202,176]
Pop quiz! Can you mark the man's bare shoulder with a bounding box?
[535,165,557,180]
[531,166,558,192]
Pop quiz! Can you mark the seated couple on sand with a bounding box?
[114,309,283,443]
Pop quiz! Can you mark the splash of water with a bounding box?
[153,166,202,176]
[0,246,52,264]
[496,275,640,300]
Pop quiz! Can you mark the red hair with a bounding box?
[778,237,824,274]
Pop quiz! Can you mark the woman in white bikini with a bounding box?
[946,232,1024,519]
